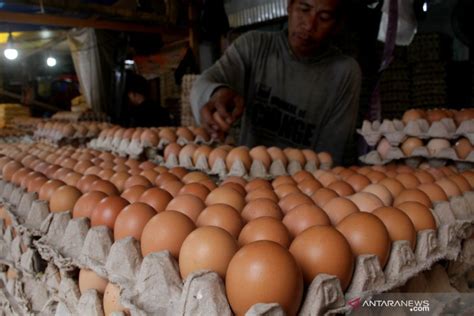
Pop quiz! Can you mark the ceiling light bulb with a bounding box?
[4,48,18,60]
[47,56,57,67]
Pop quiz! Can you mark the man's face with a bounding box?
[287,0,342,58]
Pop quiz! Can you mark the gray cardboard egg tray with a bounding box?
[359,145,474,169]
[157,153,331,181]
[0,179,473,316]
[88,134,215,160]
[357,119,474,147]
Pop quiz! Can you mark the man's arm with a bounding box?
[190,33,254,124]
[315,59,362,165]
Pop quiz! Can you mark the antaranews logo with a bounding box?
[348,297,430,313]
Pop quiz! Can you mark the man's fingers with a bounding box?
[231,95,245,120]
[213,112,231,131]
[201,104,219,133]
[214,100,231,122]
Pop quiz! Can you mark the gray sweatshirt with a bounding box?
[190,29,361,165]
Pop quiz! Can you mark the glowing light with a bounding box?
[423,2,428,12]
[47,56,57,67]
[4,48,18,60]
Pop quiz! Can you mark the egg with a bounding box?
[336,212,391,268]
[222,176,248,187]
[427,138,451,156]
[245,178,272,192]
[366,171,386,183]
[141,210,196,258]
[454,138,472,159]
[322,197,360,225]
[138,187,173,212]
[221,182,247,196]
[282,204,331,238]
[289,226,353,289]
[200,179,217,191]
[90,196,129,230]
[417,183,448,202]
[396,202,437,231]
[123,175,152,190]
[196,204,243,238]
[2,161,23,182]
[12,167,33,186]
[90,180,119,196]
[284,148,306,166]
[372,206,416,250]
[208,147,229,169]
[362,184,393,206]
[249,146,272,170]
[393,189,432,208]
[448,175,471,193]
[302,149,320,166]
[103,282,128,315]
[435,178,461,197]
[168,167,189,179]
[205,187,245,212]
[297,179,322,196]
[279,192,314,214]
[241,198,283,222]
[317,152,333,166]
[311,187,338,207]
[378,177,405,197]
[226,241,303,316]
[181,171,209,184]
[165,194,205,222]
[179,226,238,280]
[272,175,297,188]
[245,188,279,202]
[327,180,355,196]
[79,269,108,295]
[27,176,48,194]
[49,185,82,213]
[113,202,156,241]
[402,109,425,123]
[274,183,301,199]
[314,170,338,187]
[109,172,130,192]
[178,183,210,201]
[226,146,252,171]
[121,185,148,203]
[292,170,314,183]
[348,192,384,213]
[345,174,370,192]
[76,175,100,193]
[155,172,180,186]
[460,171,474,189]
[238,217,291,248]
[267,146,288,166]
[192,145,213,166]
[73,191,108,219]
[401,137,424,156]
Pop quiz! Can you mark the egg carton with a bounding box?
[2,180,474,316]
[359,146,474,168]
[159,152,330,182]
[357,119,474,147]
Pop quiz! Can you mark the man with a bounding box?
[126,73,173,127]
[191,0,361,165]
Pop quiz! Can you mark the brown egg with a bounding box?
[402,109,425,123]
[238,217,291,248]
[168,167,189,179]
[249,146,272,170]
[165,194,205,222]
[121,185,148,203]
[75,175,99,193]
[373,206,417,250]
[454,138,472,159]
[21,171,43,189]
[245,178,272,192]
[272,176,296,188]
[108,172,129,193]
[396,202,437,231]
[267,146,288,166]
[181,171,208,184]
[339,168,356,180]
[206,187,245,211]
[159,128,177,143]
[401,137,424,156]
[435,178,461,197]
[114,202,156,241]
[394,189,432,208]
[196,204,243,238]
[284,148,306,166]
[123,175,152,190]
[208,147,229,169]
[90,180,119,196]
[155,172,179,186]
[274,183,301,199]
[2,161,23,182]
[283,204,330,238]
[302,149,320,166]
[78,269,108,295]
[378,177,405,197]
[63,172,82,187]
[226,146,252,171]
[362,184,393,206]
[27,176,48,193]
[412,171,434,185]
[395,174,420,189]
[366,171,386,184]
[226,240,303,316]
[297,179,322,196]
[178,183,210,201]
[160,180,184,197]
[12,167,33,186]
[141,210,196,258]
[103,282,128,315]
[313,170,338,187]
[221,182,246,196]
[448,175,471,193]
[222,176,248,187]
[245,188,279,202]
[460,171,474,189]
[200,179,217,191]
[418,183,448,202]
[311,188,338,207]
[241,198,283,222]
[90,196,129,229]
[39,179,66,201]
[327,180,355,197]
[49,185,82,212]
[73,191,108,219]
[279,192,314,214]
[322,197,360,225]
[292,170,314,183]
[139,160,157,170]
[137,187,172,212]
[179,226,238,280]
[348,192,384,213]
[289,226,353,289]
[345,174,370,192]
[337,212,391,268]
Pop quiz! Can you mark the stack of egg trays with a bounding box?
[358,118,474,167]
[1,176,474,316]
[88,129,216,161]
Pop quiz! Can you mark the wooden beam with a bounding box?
[0,11,187,43]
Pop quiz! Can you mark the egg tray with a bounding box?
[357,119,474,147]
[1,181,474,315]
[359,146,474,169]
[157,153,331,182]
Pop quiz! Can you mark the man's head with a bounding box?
[287,0,346,58]
[126,73,148,106]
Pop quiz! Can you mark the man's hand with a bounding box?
[200,87,244,139]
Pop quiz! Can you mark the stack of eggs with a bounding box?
[34,121,111,143]
[359,108,474,167]
[1,140,473,315]
[163,143,333,178]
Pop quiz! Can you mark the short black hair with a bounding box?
[126,72,148,96]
